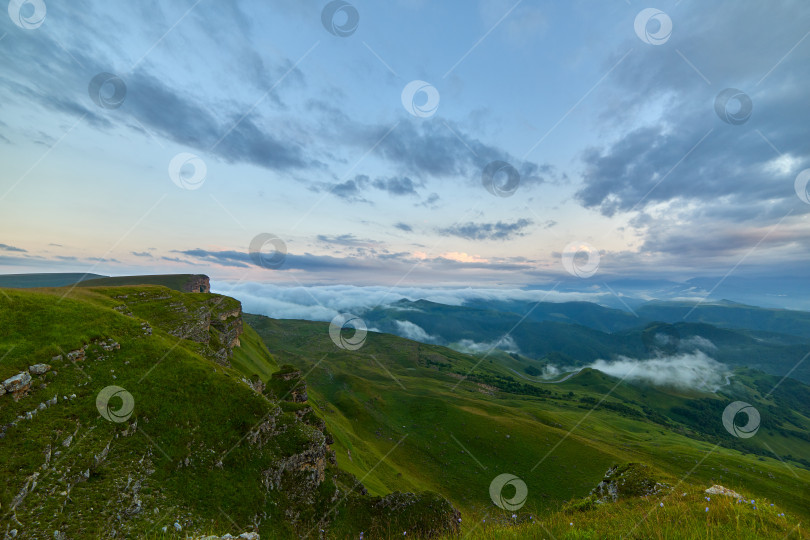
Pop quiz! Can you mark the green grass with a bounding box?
[245,314,810,539]
[0,272,106,288]
[443,490,807,539]
[76,274,207,292]
[231,323,279,381]
[0,286,459,538]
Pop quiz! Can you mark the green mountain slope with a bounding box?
[76,274,211,293]
[637,300,810,339]
[0,273,106,288]
[246,314,810,539]
[0,286,459,539]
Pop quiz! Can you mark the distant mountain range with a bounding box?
[360,298,810,384]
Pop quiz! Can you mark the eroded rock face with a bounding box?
[166,298,244,366]
[262,429,328,496]
[182,275,211,294]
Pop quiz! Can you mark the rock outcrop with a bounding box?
[566,463,671,511]
[182,274,211,293]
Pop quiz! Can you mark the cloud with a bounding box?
[316,234,375,248]
[393,320,440,343]
[131,251,153,258]
[316,174,423,202]
[123,72,311,171]
[680,336,717,351]
[371,176,420,196]
[212,282,614,323]
[0,244,27,253]
[451,335,520,355]
[587,351,731,392]
[394,222,413,232]
[578,2,810,220]
[439,219,534,241]
[436,252,488,263]
[309,102,556,187]
[0,3,311,173]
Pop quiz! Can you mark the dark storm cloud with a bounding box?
[438,219,534,241]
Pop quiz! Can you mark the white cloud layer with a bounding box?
[451,336,520,355]
[587,351,731,393]
[213,281,613,322]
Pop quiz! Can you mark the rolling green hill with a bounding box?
[246,314,810,539]
[0,273,106,288]
[76,274,211,293]
[637,300,810,339]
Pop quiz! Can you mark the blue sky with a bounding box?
[1,0,809,288]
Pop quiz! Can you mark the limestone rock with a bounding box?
[3,372,32,393]
[705,484,744,500]
[29,363,51,375]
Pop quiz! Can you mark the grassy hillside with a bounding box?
[0,272,106,288]
[246,314,810,539]
[0,286,459,539]
[76,274,209,292]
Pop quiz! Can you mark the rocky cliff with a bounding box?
[182,275,210,294]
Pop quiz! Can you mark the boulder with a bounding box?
[29,363,51,375]
[3,372,32,393]
[705,484,744,500]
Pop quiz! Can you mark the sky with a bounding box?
[1,0,809,292]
